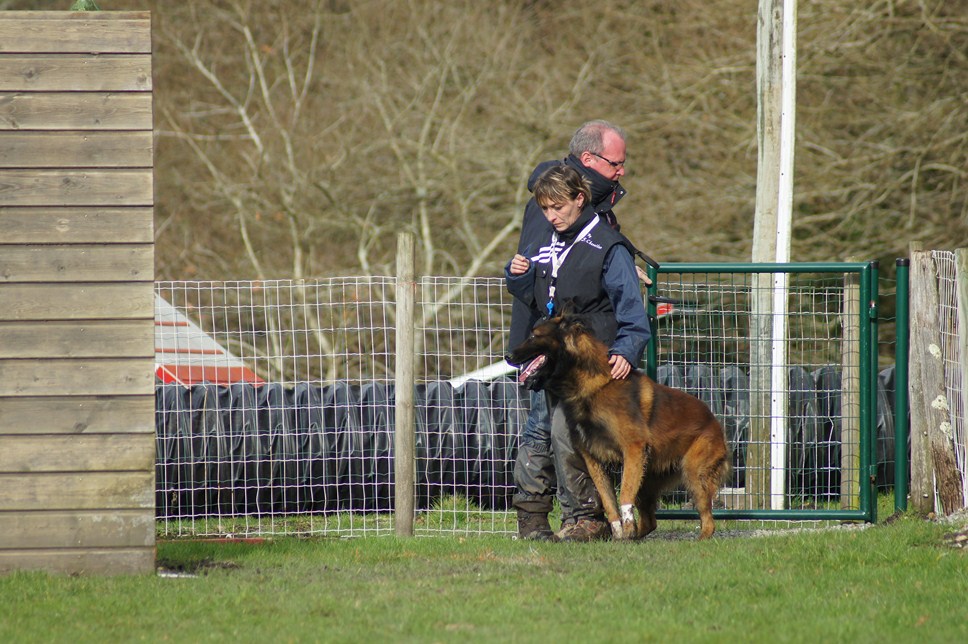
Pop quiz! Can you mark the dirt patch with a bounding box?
[157,558,241,578]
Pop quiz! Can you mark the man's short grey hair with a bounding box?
[568,120,627,156]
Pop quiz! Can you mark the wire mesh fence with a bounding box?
[154,264,893,538]
[931,251,968,507]
[651,265,885,516]
[155,278,523,537]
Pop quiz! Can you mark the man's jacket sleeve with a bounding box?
[601,245,651,366]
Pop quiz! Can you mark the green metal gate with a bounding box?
[647,262,882,523]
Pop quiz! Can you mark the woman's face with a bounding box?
[539,193,585,231]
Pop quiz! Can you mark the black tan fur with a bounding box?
[509,313,730,540]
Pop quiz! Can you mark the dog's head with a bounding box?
[507,311,589,391]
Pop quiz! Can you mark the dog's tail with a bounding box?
[720,451,734,488]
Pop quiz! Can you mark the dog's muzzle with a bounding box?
[517,355,547,389]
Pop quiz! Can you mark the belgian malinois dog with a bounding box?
[509,313,730,540]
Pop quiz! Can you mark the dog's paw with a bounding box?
[619,505,637,540]
[609,520,624,539]
[621,519,638,540]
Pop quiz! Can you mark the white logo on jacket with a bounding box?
[530,237,602,263]
[529,240,565,265]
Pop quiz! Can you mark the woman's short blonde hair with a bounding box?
[533,164,591,208]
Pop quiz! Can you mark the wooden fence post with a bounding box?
[909,250,965,515]
[394,232,416,536]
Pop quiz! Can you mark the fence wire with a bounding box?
[652,268,880,512]
[155,278,520,537]
[932,251,968,506]
[155,268,892,538]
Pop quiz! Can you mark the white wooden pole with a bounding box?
[768,0,797,510]
[752,0,797,510]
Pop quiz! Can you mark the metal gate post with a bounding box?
[867,261,880,523]
[894,259,910,512]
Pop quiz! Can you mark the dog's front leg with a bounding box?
[618,443,647,539]
[578,448,624,539]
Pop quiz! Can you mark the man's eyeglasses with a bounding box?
[591,152,625,169]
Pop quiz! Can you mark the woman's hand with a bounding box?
[609,354,632,380]
[509,254,531,276]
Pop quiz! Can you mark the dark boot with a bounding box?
[556,517,610,542]
[516,511,558,541]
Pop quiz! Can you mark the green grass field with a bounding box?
[3,502,966,643]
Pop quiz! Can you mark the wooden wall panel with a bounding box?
[0,510,155,549]
[0,471,155,511]
[0,11,156,576]
[0,245,154,282]
[0,55,151,91]
[0,435,155,472]
[0,93,153,131]
[0,14,151,54]
[0,132,153,168]
[0,283,153,320]
[0,359,155,396]
[0,321,154,358]
[0,169,153,206]
[0,208,154,244]
[0,396,154,435]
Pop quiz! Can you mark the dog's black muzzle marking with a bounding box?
[508,335,554,391]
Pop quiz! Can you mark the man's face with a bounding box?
[580,130,626,182]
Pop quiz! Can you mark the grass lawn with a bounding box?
[2,506,966,643]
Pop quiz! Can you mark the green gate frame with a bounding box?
[645,262,881,523]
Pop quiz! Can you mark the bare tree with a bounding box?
[156,1,335,281]
[154,0,618,284]
[153,0,624,377]
[152,0,968,281]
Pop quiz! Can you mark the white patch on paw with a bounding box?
[610,520,623,538]
[621,504,635,524]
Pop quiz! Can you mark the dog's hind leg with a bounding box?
[683,436,729,540]
[577,449,624,538]
[688,478,716,540]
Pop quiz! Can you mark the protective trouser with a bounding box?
[511,390,604,520]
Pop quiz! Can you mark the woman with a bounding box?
[505,164,651,541]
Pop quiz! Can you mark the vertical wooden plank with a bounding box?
[840,269,860,508]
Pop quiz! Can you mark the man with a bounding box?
[509,120,650,542]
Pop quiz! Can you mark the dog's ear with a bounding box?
[558,312,587,335]
[558,298,578,316]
